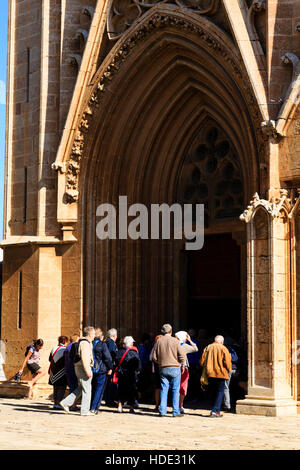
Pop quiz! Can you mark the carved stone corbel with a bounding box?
[82,6,95,19]
[261,120,282,142]
[67,54,82,69]
[246,0,266,42]
[281,53,300,82]
[75,28,89,45]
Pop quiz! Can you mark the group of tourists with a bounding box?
[18,324,241,417]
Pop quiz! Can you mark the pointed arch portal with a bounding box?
[63,6,262,339]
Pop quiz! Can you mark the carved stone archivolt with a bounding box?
[240,189,292,223]
[107,0,220,40]
[57,8,264,203]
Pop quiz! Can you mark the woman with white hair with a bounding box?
[175,331,198,414]
[115,336,141,413]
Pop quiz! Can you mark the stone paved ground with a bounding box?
[0,398,300,450]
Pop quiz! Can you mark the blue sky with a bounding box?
[0,1,8,240]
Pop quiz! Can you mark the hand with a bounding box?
[18,369,23,375]
[87,372,93,379]
[107,370,112,376]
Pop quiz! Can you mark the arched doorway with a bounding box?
[78,7,260,341]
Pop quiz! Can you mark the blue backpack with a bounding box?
[92,339,102,374]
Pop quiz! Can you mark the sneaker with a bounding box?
[53,404,62,410]
[210,411,223,418]
[158,413,166,417]
[81,411,95,416]
[129,408,135,414]
[60,402,70,414]
[180,407,185,414]
[173,413,184,418]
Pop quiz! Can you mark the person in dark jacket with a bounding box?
[116,336,141,414]
[48,336,69,409]
[105,328,118,406]
[90,329,113,414]
[223,343,239,412]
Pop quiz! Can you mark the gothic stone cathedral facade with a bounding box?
[1,0,300,415]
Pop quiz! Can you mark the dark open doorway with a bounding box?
[186,233,241,341]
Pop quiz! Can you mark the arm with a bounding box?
[19,351,32,374]
[80,341,93,377]
[102,342,114,372]
[177,343,186,366]
[224,348,232,372]
[186,334,198,353]
[152,343,158,364]
[199,347,207,367]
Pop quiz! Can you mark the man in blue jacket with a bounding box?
[90,328,113,414]
[105,328,118,406]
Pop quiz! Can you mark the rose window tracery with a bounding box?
[180,125,244,227]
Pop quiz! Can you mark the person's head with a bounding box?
[214,335,224,345]
[161,324,172,335]
[175,331,187,344]
[141,333,151,344]
[154,334,162,343]
[107,328,118,342]
[95,328,104,340]
[33,339,44,351]
[58,336,69,345]
[83,326,96,342]
[70,334,80,343]
[123,336,135,348]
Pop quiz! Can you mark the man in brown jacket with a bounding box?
[152,324,186,417]
[200,335,232,417]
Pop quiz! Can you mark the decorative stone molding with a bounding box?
[240,189,291,223]
[58,9,264,203]
[107,0,220,40]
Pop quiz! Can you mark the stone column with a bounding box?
[0,241,63,385]
[236,191,297,416]
[36,246,62,378]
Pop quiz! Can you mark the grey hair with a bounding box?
[107,328,117,338]
[161,324,172,335]
[123,336,134,348]
[214,335,224,344]
[83,326,95,337]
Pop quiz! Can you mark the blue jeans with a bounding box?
[209,378,226,413]
[159,367,181,416]
[91,373,107,411]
